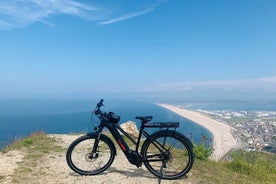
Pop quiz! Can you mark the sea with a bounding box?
[1,98,276,150]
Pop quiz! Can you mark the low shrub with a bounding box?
[193,143,212,160]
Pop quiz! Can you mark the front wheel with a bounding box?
[66,133,116,175]
[141,130,194,179]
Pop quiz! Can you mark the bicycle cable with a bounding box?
[90,112,99,131]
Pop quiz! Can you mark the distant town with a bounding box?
[197,109,276,154]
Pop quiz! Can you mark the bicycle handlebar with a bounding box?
[94,99,104,115]
[93,99,120,124]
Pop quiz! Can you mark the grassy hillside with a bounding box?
[192,151,276,183]
[1,132,275,184]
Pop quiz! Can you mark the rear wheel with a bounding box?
[141,130,194,179]
[66,134,115,175]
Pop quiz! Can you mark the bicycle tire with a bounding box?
[66,133,116,175]
[141,130,194,179]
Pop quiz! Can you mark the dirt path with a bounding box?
[0,134,195,184]
[0,150,25,184]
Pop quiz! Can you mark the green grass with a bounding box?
[191,150,276,184]
[2,132,64,153]
[226,151,276,183]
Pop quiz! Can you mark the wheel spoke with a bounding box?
[66,135,115,175]
[141,131,194,179]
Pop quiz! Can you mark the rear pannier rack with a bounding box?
[144,122,179,128]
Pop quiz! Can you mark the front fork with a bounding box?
[89,127,103,159]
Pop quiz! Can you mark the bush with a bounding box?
[193,143,212,160]
[21,138,33,146]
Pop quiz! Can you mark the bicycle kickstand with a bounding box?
[158,161,166,184]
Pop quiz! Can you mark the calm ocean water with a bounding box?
[2,98,275,149]
[0,98,211,149]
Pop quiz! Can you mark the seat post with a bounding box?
[135,119,147,153]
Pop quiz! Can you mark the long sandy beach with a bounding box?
[157,103,238,161]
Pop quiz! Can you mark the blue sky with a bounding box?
[0,0,276,100]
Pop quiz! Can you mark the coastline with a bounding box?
[157,103,238,161]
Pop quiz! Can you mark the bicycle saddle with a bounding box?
[135,116,153,123]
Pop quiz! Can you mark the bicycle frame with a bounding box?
[92,117,179,167]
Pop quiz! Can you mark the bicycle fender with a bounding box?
[86,132,117,155]
[173,130,194,148]
[145,130,194,149]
